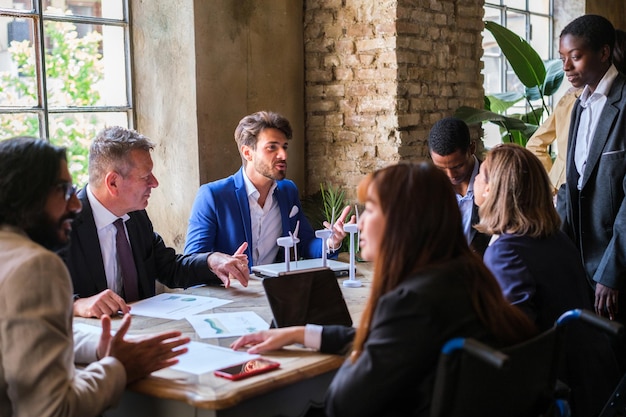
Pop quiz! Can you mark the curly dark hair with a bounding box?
[428,117,472,156]
[560,15,615,56]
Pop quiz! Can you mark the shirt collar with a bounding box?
[579,64,618,107]
[242,169,277,200]
[86,185,130,230]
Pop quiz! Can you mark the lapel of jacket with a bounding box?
[75,189,109,293]
[566,100,584,189]
[580,76,624,189]
[274,181,291,238]
[234,168,254,259]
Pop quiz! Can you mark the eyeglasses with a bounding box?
[54,181,78,202]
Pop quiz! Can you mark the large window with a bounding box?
[482,0,553,147]
[0,0,132,185]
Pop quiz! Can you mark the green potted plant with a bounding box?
[301,183,354,254]
[454,21,564,146]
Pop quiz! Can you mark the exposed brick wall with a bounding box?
[304,0,485,199]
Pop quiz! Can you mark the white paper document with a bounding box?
[73,323,260,376]
[171,341,260,375]
[129,293,233,320]
[186,311,270,339]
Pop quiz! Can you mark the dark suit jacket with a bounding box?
[60,188,220,300]
[483,232,592,330]
[469,158,490,256]
[484,232,620,417]
[319,258,499,417]
[470,200,489,256]
[558,72,626,309]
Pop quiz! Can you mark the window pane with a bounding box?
[505,0,527,10]
[483,57,501,95]
[45,23,128,107]
[2,1,34,11]
[506,67,523,93]
[43,1,124,20]
[506,11,527,38]
[484,7,501,26]
[530,15,550,59]
[0,16,38,107]
[0,113,39,139]
[48,112,128,185]
[528,0,549,14]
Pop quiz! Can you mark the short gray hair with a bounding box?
[89,126,155,186]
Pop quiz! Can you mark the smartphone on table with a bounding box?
[214,358,280,381]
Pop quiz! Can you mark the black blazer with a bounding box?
[319,258,498,417]
[470,201,490,256]
[59,188,220,300]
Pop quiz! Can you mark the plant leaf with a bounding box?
[542,59,565,96]
[487,92,525,113]
[454,106,528,130]
[485,21,546,89]
[525,85,542,102]
[520,107,544,127]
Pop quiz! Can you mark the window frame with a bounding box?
[0,0,135,140]
[482,0,554,147]
[484,0,554,94]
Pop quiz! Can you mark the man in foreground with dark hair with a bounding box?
[0,136,189,416]
[428,116,490,255]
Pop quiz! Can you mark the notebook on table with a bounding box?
[252,258,350,278]
[261,267,353,328]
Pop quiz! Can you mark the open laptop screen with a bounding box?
[262,268,353,328]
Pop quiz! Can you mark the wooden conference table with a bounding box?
[76,259,372,417]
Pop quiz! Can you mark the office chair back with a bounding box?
[431,329,564,417]
[599,372,626,417]
[431,309,624,417]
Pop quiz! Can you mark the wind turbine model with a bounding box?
[276,221,300,272]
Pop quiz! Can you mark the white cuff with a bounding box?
[304,324,323,350]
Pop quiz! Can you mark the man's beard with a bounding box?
[25,213,75,252]
[256,160,286,181]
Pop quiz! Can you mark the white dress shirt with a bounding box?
[86,185,131,296]
[242,172,282,266]
[574,65,618,190]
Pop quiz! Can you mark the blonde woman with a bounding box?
[474,143,619,417]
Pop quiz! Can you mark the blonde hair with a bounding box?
[475,144,560,238]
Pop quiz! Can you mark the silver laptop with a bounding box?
[252,258,350,278]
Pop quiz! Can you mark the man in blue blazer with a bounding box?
[60,127,250,318]
[185,111,352,268]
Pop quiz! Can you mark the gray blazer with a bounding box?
[558,72,626,295]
